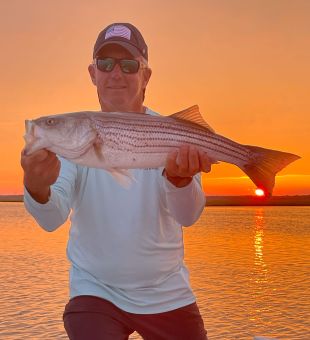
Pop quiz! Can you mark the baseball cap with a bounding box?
[93,23,148,61]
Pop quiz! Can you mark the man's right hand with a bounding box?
[21,149,61,204]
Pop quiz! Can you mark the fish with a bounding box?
[23,105,300,196]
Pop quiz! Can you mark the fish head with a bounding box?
[23,112,97,158]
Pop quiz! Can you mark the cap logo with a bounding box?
[105,25,131,41]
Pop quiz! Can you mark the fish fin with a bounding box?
[241,146,300,197]
[107,169,136,189]
[93,141,105,161]
[170,105,215,133]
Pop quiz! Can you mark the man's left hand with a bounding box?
[164,145,212,188]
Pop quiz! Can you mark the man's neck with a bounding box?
[100,104,146,114]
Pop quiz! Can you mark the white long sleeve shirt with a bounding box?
[24,108,206,314]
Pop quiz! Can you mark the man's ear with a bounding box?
[88,64,97,86]
[143,68,152,88]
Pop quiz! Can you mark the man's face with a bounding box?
[88,44,151,113]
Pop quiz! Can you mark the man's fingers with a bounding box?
[25,149,50,163]
[49,157,61,177]
[21,149,58,177]
[44,151,58,166]
[165,145,213,178]
[21,149,46,170]
[188,146,200,174]
[165,150,179,176]
[177,145,189,173]
[199,150,212,173]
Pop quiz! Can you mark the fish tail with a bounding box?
[241,145,300,197]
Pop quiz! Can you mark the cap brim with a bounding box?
[94,41,141,58]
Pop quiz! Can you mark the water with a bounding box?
[0,203,309,340]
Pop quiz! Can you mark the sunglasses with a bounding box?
[95,57,146,74]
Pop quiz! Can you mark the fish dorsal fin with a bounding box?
[169,105,215,133]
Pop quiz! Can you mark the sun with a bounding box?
[255,188,265,197]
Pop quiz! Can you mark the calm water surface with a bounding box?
[0,203,309,339]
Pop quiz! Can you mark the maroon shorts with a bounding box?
[63,295,208,340]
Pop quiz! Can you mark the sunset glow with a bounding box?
[0,1,309,196]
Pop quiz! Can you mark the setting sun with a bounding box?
[255,188,265,197]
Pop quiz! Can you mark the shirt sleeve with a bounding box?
[23,157,77,232]
[162,173,206,226]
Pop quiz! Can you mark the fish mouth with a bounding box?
[23,120,35,155]
[25,120,33,135]
[23,120,48,155]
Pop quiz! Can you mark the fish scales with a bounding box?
[92,115,249,163]
[94,115,246,154]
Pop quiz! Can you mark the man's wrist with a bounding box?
[25,184,51,204]
[163,169,193,188]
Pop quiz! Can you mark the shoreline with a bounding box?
[0,195,24,202]
[205,195,310,206]
[1,195,309,206]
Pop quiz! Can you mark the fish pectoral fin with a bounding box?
[169,105,215,133]
[93,141,105,161]
[106,169,136,189]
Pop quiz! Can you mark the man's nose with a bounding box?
[110,63,123,78]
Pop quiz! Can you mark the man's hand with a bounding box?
[164,145,212,188]
[21,149,61,203]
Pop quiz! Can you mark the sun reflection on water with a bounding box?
[249,208,270,324]
[254,208,267,278]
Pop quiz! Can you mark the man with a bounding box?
[21,23,211,340]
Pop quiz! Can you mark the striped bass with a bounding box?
[23,105,300,196]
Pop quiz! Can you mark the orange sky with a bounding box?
[0,0,309,195]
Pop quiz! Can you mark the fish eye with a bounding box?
[46,118,56,126]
